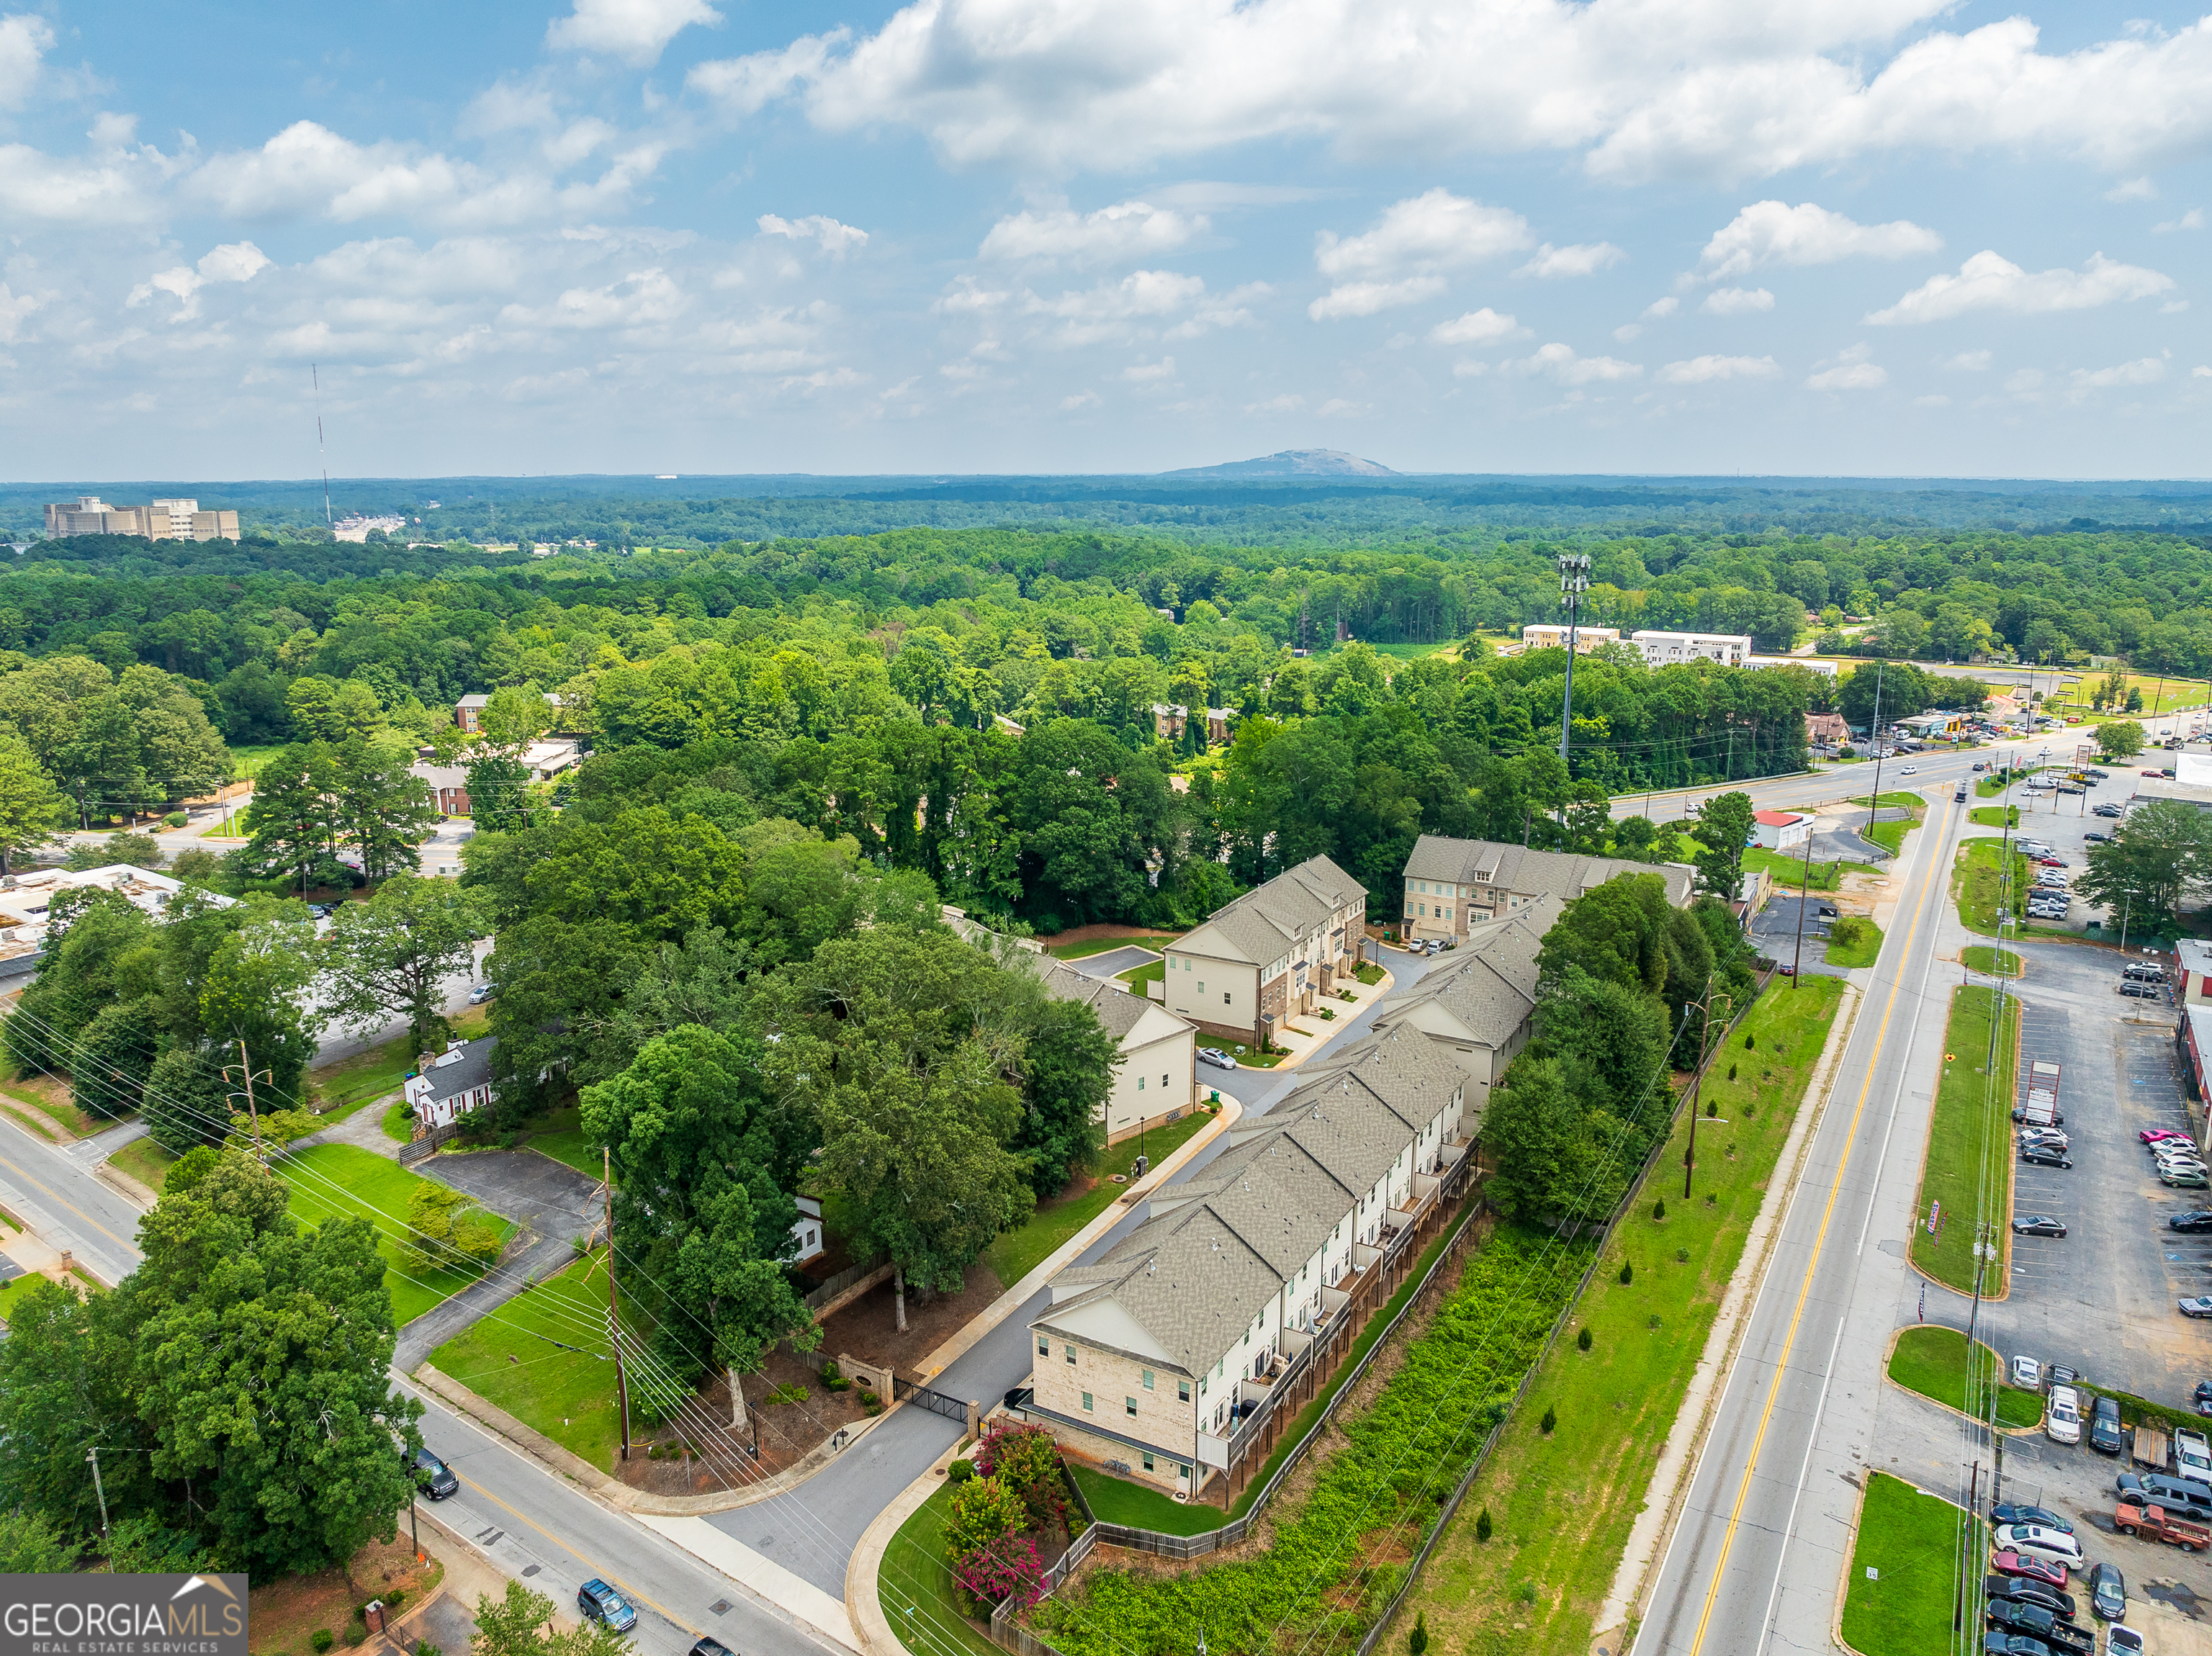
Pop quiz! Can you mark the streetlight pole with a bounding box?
[1864,659,1889,841]
[1790,812,1817,987]
[1557,553,1591,765]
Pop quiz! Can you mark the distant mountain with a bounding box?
[1163,449,1398,479]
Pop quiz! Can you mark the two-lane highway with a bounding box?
[1633,780,1972,1656]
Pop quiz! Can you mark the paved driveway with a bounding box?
[399,1149,603,1367]
[1746,892,1848,978]
[1067,945,1157,980]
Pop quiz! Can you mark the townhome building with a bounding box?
[1026,953,1199,1144]
[1399,835,1694,945]
[1370,896,1559,1125]
[1163,855,1367,1050]
[1016,1027,1472,1500]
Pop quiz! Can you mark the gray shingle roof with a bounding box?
[1377,899,1557,1048]
[1403,835,1695,908]
[1043,1205,1283,1379]
[418,1038,495,1102]
[1023,954,1157,1041]
[1182,853,1367,968]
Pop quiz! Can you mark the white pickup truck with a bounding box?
[2177,1426,2212,1483]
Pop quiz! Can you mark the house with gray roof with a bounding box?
[1400,834,1695,946]
[404,1038,497,1130]
[1370,895,1560,1125]
[1020,1025,1470,1499]
[1162,855,1367,1050]
[1025,953,1200,1144]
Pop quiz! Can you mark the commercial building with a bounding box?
[1520,624,1620,653]
[410,738,583,816]
[1016,1026,1473,1498]
[1398,834,1696,945]
[1805,711,1851,748]
[2131,776,2212,814]
[43,497,240,541]
[1162,856,1367,1050]
[1746,654,1838,678]
[333,514,407,542]
[1751,809,1812,851]
[1629,630,1754,667]
[0,865,235,977]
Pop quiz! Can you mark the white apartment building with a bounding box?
[1630,630,1754,667]
[1398,834,1695,945]
[43,497,240,542]
[1020,1027,1471,1497]
[1027,954,1200,1143]
[1164,855,1367,1050]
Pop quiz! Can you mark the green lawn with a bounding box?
[426,1256,626,1469]
[1116,960,1165,992]
[1887,1326,2041,1428]
[276,1143,515,1325]
[1070,1464,1225,1536]
[1825,918,1884,968]
[109,1135,177,1194]
[1970,806,2020,829]
[223,744,287,780]
[878,1479,1003,1656]
[1961,946,2021,977]
[1354,961,1385,985]
[513,1104,601,1179]
[1840,1474,1971,1656]
[0,1269,101,1324]
[1908,986,2017,1294]
[382,1097,416,1144]
[1866,820,1910,855]
[980,1111,1215,1288]
[1850,793,1923,809]
[1048,935,1179,960]
[1742,847,1874,892]
[1954,839,2031,937]
[1406,976,1850,1656]
[0,1079,112,1139]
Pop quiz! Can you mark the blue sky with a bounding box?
[4,0,2211,480]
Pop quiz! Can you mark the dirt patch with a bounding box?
[819,1261,1009,1379]
[608,1349,873,1493]
[248,1532,441,1656]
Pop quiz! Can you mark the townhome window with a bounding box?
[1143,1452,1156,1472]
[1038,1337,1050,1356]
[1082,1392,1094,1412]
[1178,1380,1191,1402]
[1223,993,1231,1005]
[1126,1397,1138,1416]
[1142,1370,1154,1390]
[1197,981,1205,994]
[1161,1072,1169,1086]
[1138,1076,1146,1091]
[1065,1344,1076,1364]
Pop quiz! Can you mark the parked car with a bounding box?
[1988,1601,2093,1654]
[2092,1395,2125,1455]
[1984,1634,2065,1656]
[2195,1380,2212,1413]
[2175,1427,2212,1482]
[2013,1354,2044,1389]
[2113,1498,2208,1553]
[2089,769,2110,779]
[2023,1145,2075,1169]
[2087,1563,2128,1622]
[689,1640,735,1656]
[1987,1578,2077,1620]
[2049,1385,2085,1445]
[2139,1470,2212,1513]
[2020,1131,2070,1154]
[2177,1210,2212,1231]
[2126,965,2170,983]
[2122,983,2164,1000]
[2145,770,2167,777]
[2013,1106,2067,1125]
[2109,1625,2144,1656]
[1995,1524,2087,1567]
[2094,804,2126,817]
[2162,1167,2209,1189]
[1992,1550,2071,1590]
[2085,832,2111,843]
[1994,1504,2076,1535]
[467,982,497,1005]
[576,1580,637,1632]
[1197,1048,1239,1071]
[2145,1129,2194,1144]
[2014,1216,2070,1237]
[409,1446,458,1499]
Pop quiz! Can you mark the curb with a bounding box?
[1594,975,1865,1652]
[94,1159,158,1211]
[913,1097,1243,1382]
[1261,970,1396,1074]
[1877,1325,2044,1437]
[847,1451,963,1656]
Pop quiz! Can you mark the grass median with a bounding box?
[1840,1472,1970,1656]
[1887,1326,2042,1428]
[1401,973,1849,1656]
[1971,806,2020,829]
[1954,838,2031,937]
[1826,917,1883,968]
[1962,946,2021,977]
[1908,986,2018,1294]
[878,1479,1004,1656]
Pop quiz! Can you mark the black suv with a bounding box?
[2090,1395,2123,1454]
[409,1446,458,1499]
[2171,1211,2212,1233]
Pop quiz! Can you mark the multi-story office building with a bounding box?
[42,497,240,541]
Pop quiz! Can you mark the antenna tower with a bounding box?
[312,364,333,528]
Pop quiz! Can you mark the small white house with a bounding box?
[791,1196,826,1264]
[1751,809,1812,852]
[405,1040,496,1130]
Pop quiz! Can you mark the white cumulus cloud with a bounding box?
[757,213,869,256]
[1807,361,1887,390]
[1308,276,1447,320]
[498,268,685,331]
[1694,201,1942,280]
[0,12,53,108]
[1429,307,1528,346]
[1942,349,1992,370]
[1120,355,1177,381]
[980,200,1205,265]
[1511,341,1642,384]
[1702,287,1775,315]
[2071,356,2166,390]
[0,281,42,343]
[1310,189,1529,318]
[1656,354,1781,384]
[1515,241,1625,279]
[2156,208,2206,233]
[547,0,720,66]
[126,240,274,320]
[1866,251,2173,323]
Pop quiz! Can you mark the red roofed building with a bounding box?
[1751,809,1812,852]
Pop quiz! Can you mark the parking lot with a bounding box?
[1746,891,1851,978]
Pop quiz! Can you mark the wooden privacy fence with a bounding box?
[979,986,1766,1656]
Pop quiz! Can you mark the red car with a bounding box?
[2144,1129,2193,1144]
[2146,769,2167,778]
[1992,1550,2069,1590]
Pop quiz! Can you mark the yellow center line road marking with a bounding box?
[1684,795,1953,1656]
[455,1472,699,1639]
[0,1148,143,1254]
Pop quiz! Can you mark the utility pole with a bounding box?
[1864,659,1889,842]
[224,1039,269,1159]
[1790,815,1817,987]
[1557,553,1591,766]
[86,1446,109,1547]
[604,1147,631,1461]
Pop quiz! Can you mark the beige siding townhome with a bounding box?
[1164,855,1368,1050]
[1370,896,1560,1128]
[1025,955,1200,1144]
[1398,834,1695,946]
[1017,1026,1473,1500]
